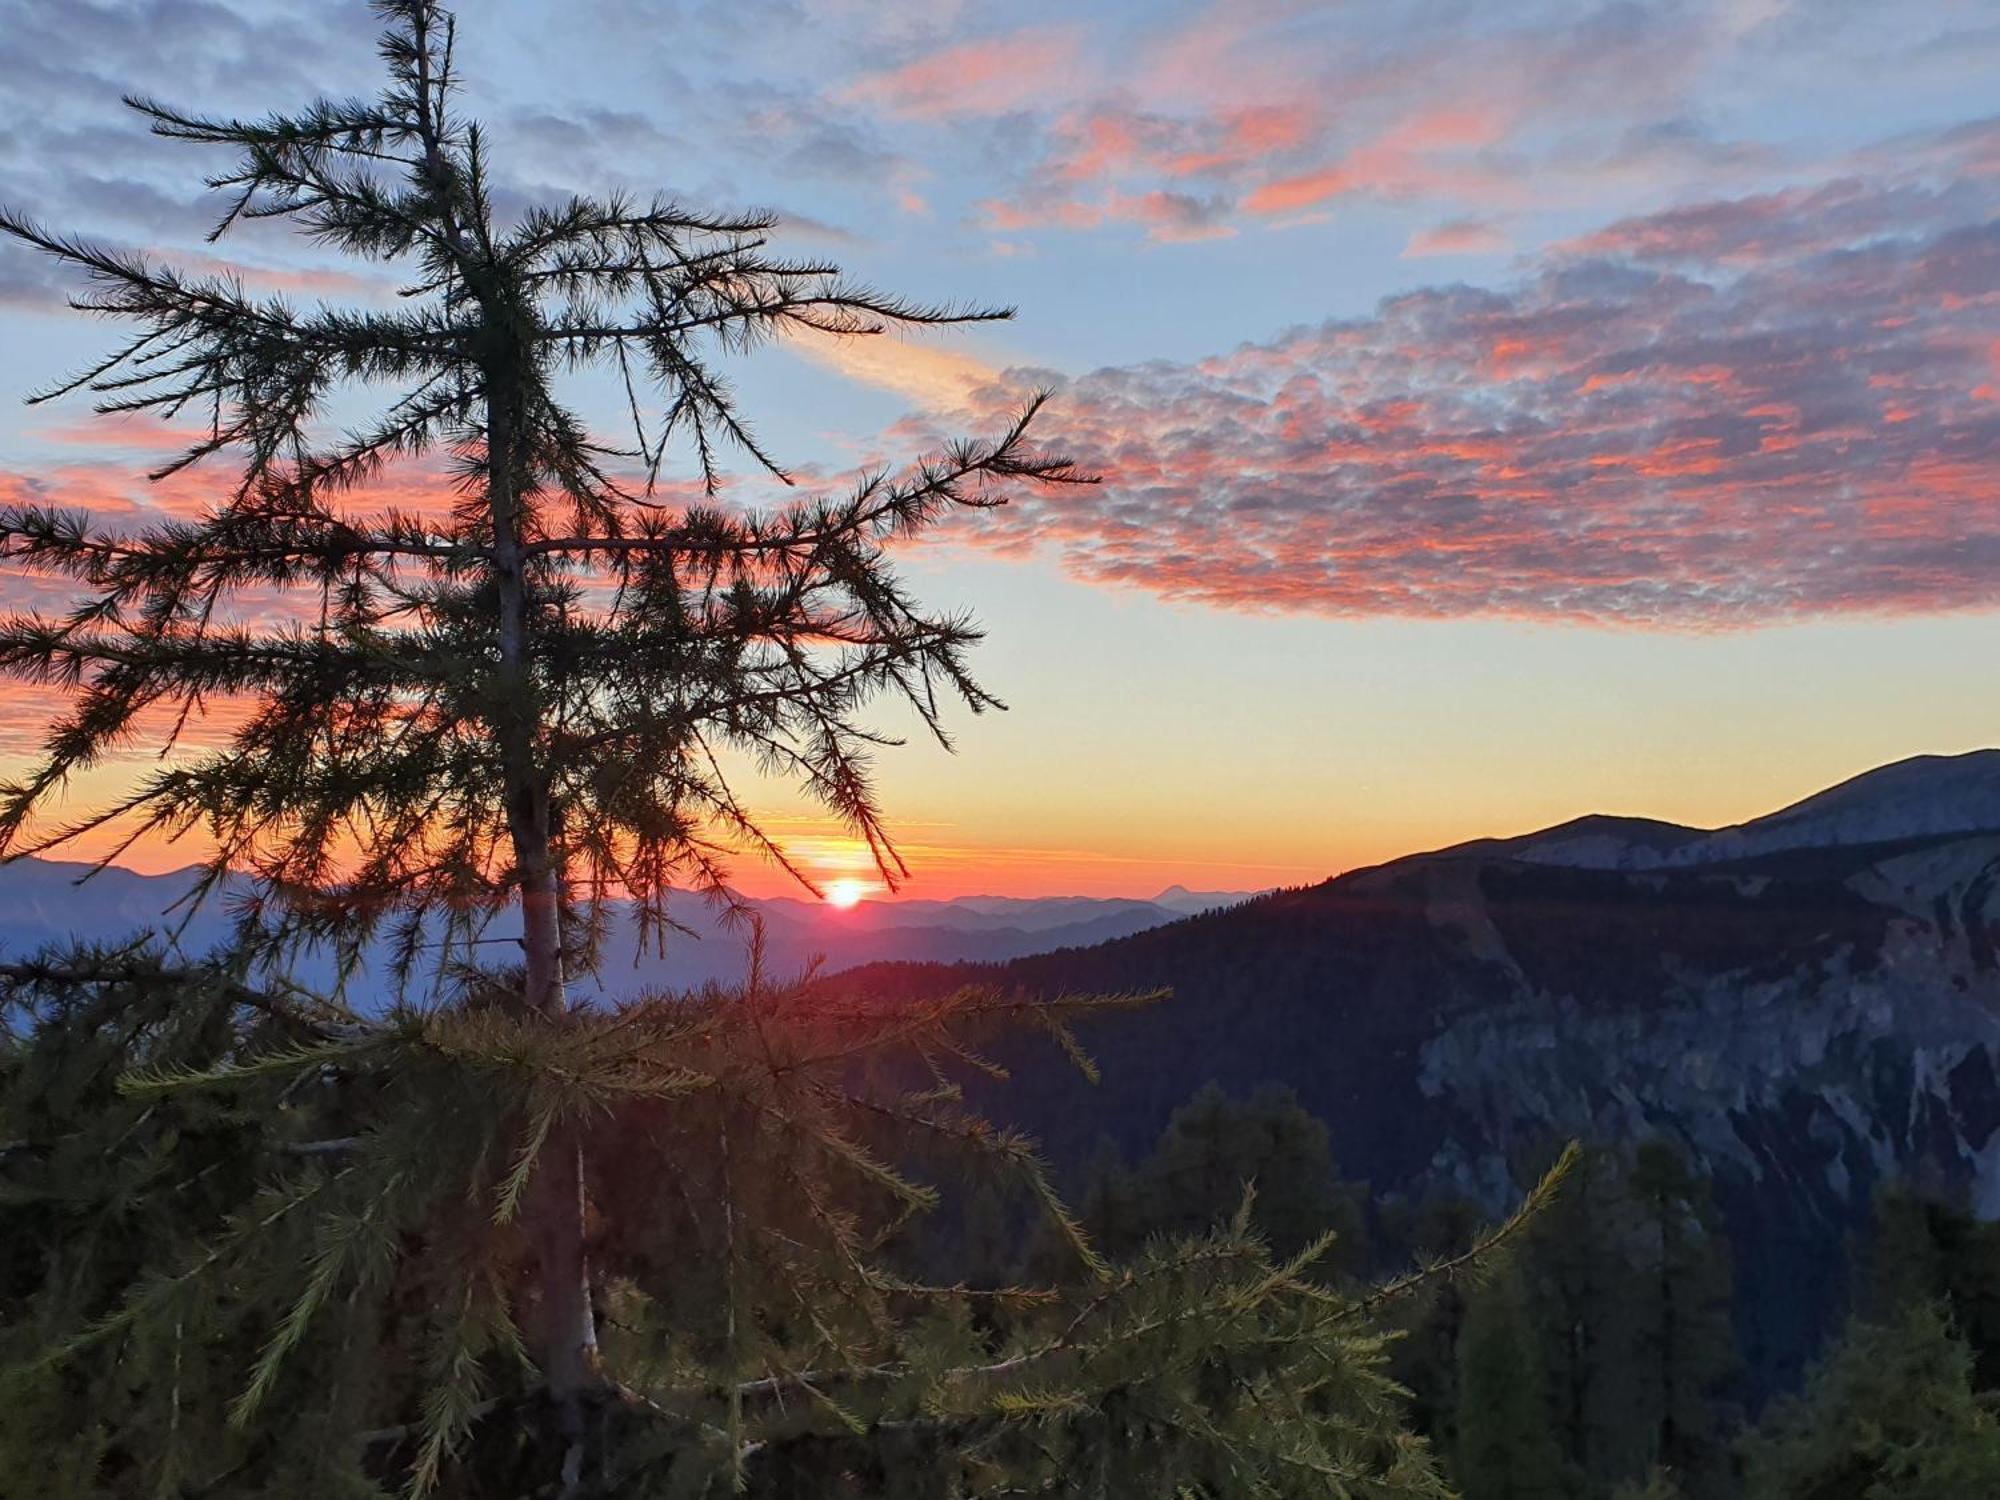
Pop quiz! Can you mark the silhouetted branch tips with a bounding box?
[1356,1138,1581,1319]
[0,36,1088,941]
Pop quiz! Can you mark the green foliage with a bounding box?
[1380,1194,1485,1463]
[1608,1473,1685,1500]
[1383,1144,1737,1500]
[1453,1262,1568,1500]
[1396,1150,2000,1500]
[1082,1082,1370,1274]
[1607,1145,1738,1493]
[0,948,1483,1497]
[1624,1146,1738,1465]
[1741,1302,2000,1499]
[0,949,361,1499]
[1857,1186,2000,1389]
[1515,1144,1736,1498]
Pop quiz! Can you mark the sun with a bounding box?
[825,878,868,909]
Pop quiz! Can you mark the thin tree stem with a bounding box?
[416,0,602,1465]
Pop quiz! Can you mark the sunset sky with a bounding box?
[3,0,1999,899]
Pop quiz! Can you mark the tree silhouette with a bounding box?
[0,5,1482,1495]
[1083,1082,1369,1272]
[0,0,1081,1452]
[1454,1262,1568,1500]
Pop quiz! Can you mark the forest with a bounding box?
[1072,1083,2000,1499]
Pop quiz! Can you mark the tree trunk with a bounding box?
[487,365,600,1477]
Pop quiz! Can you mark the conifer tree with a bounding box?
[1742,1303,2000,1499]
[0,0,1080,1475]
[0,4,1512,1494]
[1453,1261,1568,1500]
[1515,1144,1736,1497]
[1859,1185,2000,1389]
[1627,1143,1737,1494]
[1610,1473,1686,1500]
[1082,1082,1369,1273]
[1382,1192,1485,1463]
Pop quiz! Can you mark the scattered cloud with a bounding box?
[1405,218,1512,258]
[948,3,1763,243]
[786,327,1006,411]
[8,3,2000,643]
[842,25,1086,121]
[914,129,2000,628]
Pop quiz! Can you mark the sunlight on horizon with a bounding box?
[823,877,872,908]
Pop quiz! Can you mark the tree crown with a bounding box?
[0,0,1086,988]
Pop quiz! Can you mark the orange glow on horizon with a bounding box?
[22,800,1330,902]
[823,877,872,908]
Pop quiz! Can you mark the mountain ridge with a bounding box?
[823,748,2000,1393]
[7,751,2000,1390]
[1473,748,2000,873]
[0,855,1259,993]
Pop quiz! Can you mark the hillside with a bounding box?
[830,750,2000,1391]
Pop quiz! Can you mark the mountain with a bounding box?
[1459,751,2000,872]
[829,749,2000,1393]
[1150,884,1260,916]
[0,860,1222,993]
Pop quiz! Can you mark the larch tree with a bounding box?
[1453,1261,1569,1500]
[0,3,1515,1495]
[1627,1142,1738,1495]
[1741,1303,2000,1499]
[0,0,1078,1461]
[1081,1082,1370,1274]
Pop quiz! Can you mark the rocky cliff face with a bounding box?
[1414,833,2000,1215]
[1385,830,2000,1385]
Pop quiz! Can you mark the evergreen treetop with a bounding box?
[0,0,1085,988]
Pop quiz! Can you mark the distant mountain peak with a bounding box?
[831,745,2000,1399]
[1484,748,2000,873]
[1151,885,1259,915]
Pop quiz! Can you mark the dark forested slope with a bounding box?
[832,752,2000,1390]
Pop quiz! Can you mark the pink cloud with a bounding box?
[1241,164,1352,216]
[935,1,1804,245]
[997,87,1523,234]
[1135,2,1321,113]
[981,195,1106,234]
[27,415,216,453]
[1405,219,1511,258]
[0,454,464,528]
[843,26,1084,120]
[1163,106,1317,178]
[1053,110,1147,183]
[927,166,2000,627]
[1116,190,1236,243]
[980,180,1233,244]
[1245,104,1515,217]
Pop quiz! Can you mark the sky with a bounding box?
[2,0,1999,900]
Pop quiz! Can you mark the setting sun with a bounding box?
[824,878,869,909]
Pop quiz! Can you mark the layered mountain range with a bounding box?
[0,856,1253,994]
[834,750,2000,1390]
